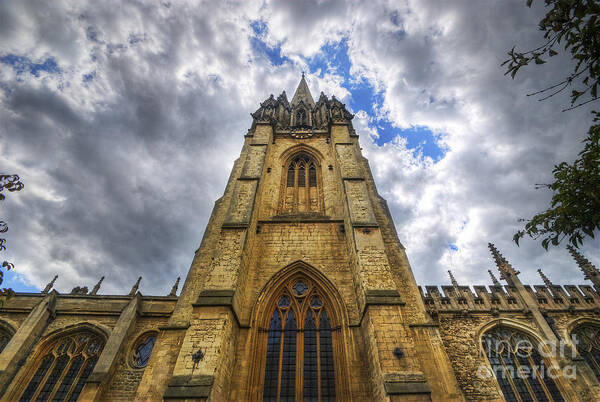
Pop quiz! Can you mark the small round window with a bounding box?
[131,332,157,369]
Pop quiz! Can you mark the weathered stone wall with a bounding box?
[436,313,535,400]
[103,316,169,400]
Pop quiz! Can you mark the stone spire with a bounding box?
[537,269,554,289]
[129,276,142,296]
[567,245,600,289]
[90,276,104,295]
[488,243,520,285]
[488,270,502,287]
[169,276,180,297]
[42,275,58,294]
[290,75,315,108]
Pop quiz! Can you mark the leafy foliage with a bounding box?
[514,125,600,249]
[0,174,24,300]
[504,1,600,248]
[503,0,600,109]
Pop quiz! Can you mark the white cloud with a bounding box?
[1,0,598,295]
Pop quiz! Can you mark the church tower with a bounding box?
[135,76,464,401]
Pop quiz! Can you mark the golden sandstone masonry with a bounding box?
[1,77,600,401]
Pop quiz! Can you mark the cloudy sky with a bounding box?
[1,0,598,296]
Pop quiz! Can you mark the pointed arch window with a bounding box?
[571,324,600,381]
[481,327,564,402]
[19,331,104,402]
[262,278,336,401]
[281,154,322,214]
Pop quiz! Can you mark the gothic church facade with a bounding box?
[1,77,600,401]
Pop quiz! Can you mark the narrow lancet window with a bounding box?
[263,310,282,401]
[281,153,322,214]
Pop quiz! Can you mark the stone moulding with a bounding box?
[221,222,249,229]
[163,375,214,399]
[194,289,235,306]
[384,380,432,395]
[364,289,405,306]
[351,222,379,228]
[158,322,190,331]
[193,290,244,328]
[383,373,432,395]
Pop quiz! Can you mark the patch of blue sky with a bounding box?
[83,71,96,83]
[449,244,459,251]
[3,271,39,293]
[306,39,446,162]
[249,20,290,66]
[0,54,61,77]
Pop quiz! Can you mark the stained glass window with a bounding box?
[482,327,564,402]
[571,324,600,382]
[132,332,157,368]
[263,310,282,402]
[19,331,104,402]
[263,277,336,401]
[281,154,321,214]
[303,310,318,400]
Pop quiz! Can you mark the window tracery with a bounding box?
[281,154,322,215]
[295,109,307,127]
[19,331,104,402]
[481,326,564,402]
[571,324,600,382]
[262,277,336,401]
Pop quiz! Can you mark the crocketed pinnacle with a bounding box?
[42,275,58,294]
[488,270,502,287]
[488,243,520,279]
[90,276,104,295]
[129,276,142,296]
[567,245,599,280]
[537,269,554,289]
[447,270,460,289]
[169,276,181,297]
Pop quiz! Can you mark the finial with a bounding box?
[488,243,520,279]
[537,269,554,288]
[567,245,599,280]
[129,276,142,296]
[169,276,181,297]
[488,270,502,287]
[302,71,305,78]
[90,276,104,295]
[42,275,58,294]
[447,270,460,289]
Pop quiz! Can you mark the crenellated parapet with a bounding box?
[421,246,600,317]
[420,283,600,316]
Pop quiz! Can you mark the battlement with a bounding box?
[419,283,600,315]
